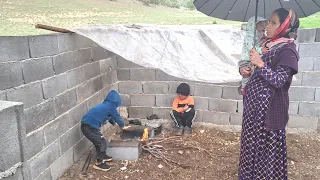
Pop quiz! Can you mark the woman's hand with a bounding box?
[239,67,252,78]
[250,49,264,68]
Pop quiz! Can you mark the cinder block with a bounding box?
[222,86,243,100]
[29,35,59,58]
[120,94,130,106]
[194,84,222,98]
[130,69,155,81]
[299,58,314,71]
[105,83,119,94]
[73,137,91,162]
[21,57,54,83]
[155,95,176,107]
[91,47,111,61]
[26,140,60,180]
[76,80,94,103]
[316,37,320,42]
[106,70,118,86]
[24,130,45,160]
[237,101,243,114]
[288,115,319,132]
[54,89,77,117]
[316,28,320,38]
[209,98,238,113]
[25,99,55,133]
[230,113,242,126]
[128,107,153,118]
[100,58,113,74]
[53,52,76,75]
[85,62,101,80]
[117,56,143,68]
[93,76,103,93]
[117,69,130,81]
[60,124,81,154]
[291,73,302,86]
[297,29,316,43]
[76,35,98,49]
[0,62,24,90]
[193,97,209,110]
[42,73,68,99]
[289,101,299,115]
[202,111,230,125]
[289,86,316,101]
[74,48,92,67]
[7,82,44,109]
[57,33,78,53]
[0,36,29,62]
[299,102,320,116]
[35,168,52,180]
[131,94,155,106]
[44,114,69,146]
[299,43,320,58]
[169,82,195,95]
[194,110,203,122]
[155,69,183,81]
[152,107,171,119]
[87,91,104,110]
[106,140,141,161]
[51,147,74,180]
[69,102,87,128]
[67,65,86,88]
[0,91,6,101]
[3,167,23,180]
[302,72,320,86]
[143,82,169,94]
[118,82,143,94]
[315,88,320,101]
[314,59,320,71]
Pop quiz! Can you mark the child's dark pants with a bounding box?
[81,123,106,163]
[170,109,195,128]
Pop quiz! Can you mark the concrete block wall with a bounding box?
[0,34,118,180]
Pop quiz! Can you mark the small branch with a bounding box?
[35,24,72,33]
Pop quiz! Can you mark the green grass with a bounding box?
[0,0,319,36]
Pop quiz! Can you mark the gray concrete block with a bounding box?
[69,102,87,128]
[117,56,143,68]
[106,70,118,86]
[143,82,169,94]
[51,147,74,180]
[230,113,242,126]
[4,167,23,180]
[119,82,143,94]
[85,62,100,80]
[0,36,29,62]
[316,37,320,42]
[130,69,155,81]
[237,101,243,114]
[104,84,119,96]
[29,35,59,58]
[0,102,22,171]
[54,89,77,117]
[289,101,299,115]
[297,28,316,43]
[299,58,314,71]
[194,84,222,98]
[91,47,111,61]
[291,73,302,86]
[74,137,91,162]
[42,73,68,99]
[222,86,243,100]
[155,69,183,81]
[67,65,86,88]
[44,113,69,146]
[289,87,316,101]
[100,58,113,74]
[316,28,320,38]
[194,110,204,122]
[76,35,98,49]
[299,101,320,116]
[93,76,104,93]
[24,130,45,160]
[155,95,176,107]
[288,115,319,131]
[152,107,172,119]
[0,91,6,101]
[193,97,209,110]
[76,80,95,103]
[106,141,141,161]
[169,82,195,95]
[315,59,320,71]
[21,57,54,83]
[60,124,81,154]
[302,72,320,86]
[128,107,153,118]
[53,52,76,75]
[27,140,60,180]
[131,94,155,106]
[35,168,52,180]
[120,94,131,106]
[315,88,320,101]
[117,69,130,81]
[299,43,320,58]
[7,82,44,109]
[74,48,92,67]
[57,33,78,53]
[202,111,230,125]
[25,99,55,133]
[0,62,24,90]
[86,91,104,110]
[209,98,238,113]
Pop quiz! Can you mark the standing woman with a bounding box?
[238,8,300,179]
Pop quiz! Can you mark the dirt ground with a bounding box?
[61,128,320,180]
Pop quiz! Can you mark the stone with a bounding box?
[299,102,320,116]
[0,36,29,62]
[289,86,316,101]
[143,82,169,94]
[119,82,143,94]
[50,147,74,180]
[106,70,118,86]
[100,58,113,74]
[202,111,230,125]
[287,115,319,132]
[74,48,92,67]
[85,62,101,80]
[106,140,142,160]
[54,89,77,117]
[194,84,222,98]
[298,43,320,58]
[131,94,155,106]
[69,102,87,128]
[289,101,299,115]
[222,86,243,100]
[67,65,86,88]
[57,33,78,53]
[0,91,6,101]
[229,113,242,126]
[91,47,111,61]
[93,76,104,93]
[315,88,320,101]
[209,98,238,113]
[29,35,59,58]
[44,114,69,146]
[117,69,130,81]
[302,72,320,87]
[24,130,45,160]
[130,69,156,81]
[155,95,176,107]
[297,28,316,43]
[76,35,98,49]
[298,58,314,71]
[237,101,243,114]
[21,57,54,83]
[42,73,68,99]
[128,107,153,118]
[53,52,76,75]
[314,58,320,71]
[193,97,209,110]
[0,62,24,90]
[60,124,81,154]
[35,167,52,180]
[76,80,95,103]
[86,91,104,110]
[119,106,128,118]
[152,107,172,120]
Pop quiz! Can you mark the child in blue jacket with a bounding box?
[81,90,125,171]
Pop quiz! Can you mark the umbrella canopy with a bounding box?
[194,0,320,22]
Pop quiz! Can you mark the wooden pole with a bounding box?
[35,24,73,33]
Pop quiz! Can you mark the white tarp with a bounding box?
[71,24,245,83]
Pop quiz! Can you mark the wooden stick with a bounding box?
[35,24,72,33]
